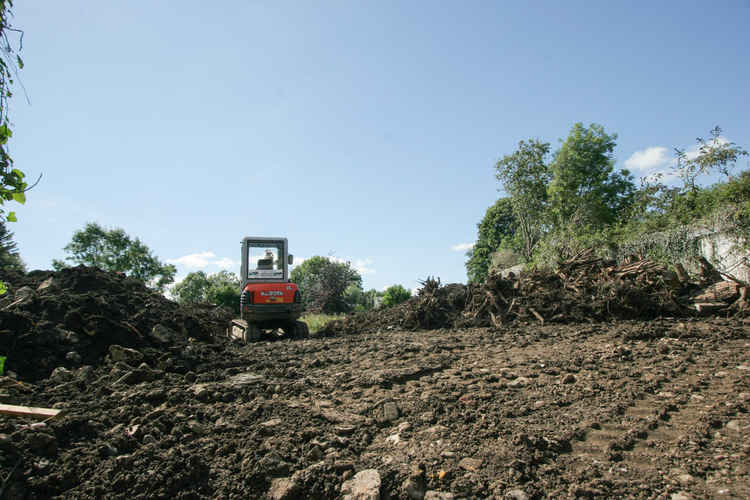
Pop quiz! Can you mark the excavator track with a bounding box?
[228,319,309,342]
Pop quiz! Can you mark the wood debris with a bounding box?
[0,403,61,419]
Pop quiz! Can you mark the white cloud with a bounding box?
[167,251,217,269]
[328,256,376,275]
[167,251,237,271]
[214,257,236,270]
[352,258,376,275]
[624,146,670,172]
[451,242,474,252]
[289,256,306,270]
[625,136,732,180]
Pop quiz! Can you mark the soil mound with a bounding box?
[0,266,232,381]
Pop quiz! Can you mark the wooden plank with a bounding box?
[0,404,61,419]
[689,302,727,313]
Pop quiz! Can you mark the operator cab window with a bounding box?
[247,243,284,279]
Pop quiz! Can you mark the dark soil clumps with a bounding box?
[0,266,232,381]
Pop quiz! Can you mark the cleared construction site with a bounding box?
[0,255,747,499]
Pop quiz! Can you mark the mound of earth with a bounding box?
[0,266,232,381]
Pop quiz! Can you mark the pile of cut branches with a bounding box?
[322,250,748,336]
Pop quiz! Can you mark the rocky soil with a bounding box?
[0,267,748,499]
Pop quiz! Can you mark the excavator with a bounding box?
[228,236,309,341]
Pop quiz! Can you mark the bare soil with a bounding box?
[0,267,748,499]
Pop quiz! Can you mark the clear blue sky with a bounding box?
[7,1,750,291]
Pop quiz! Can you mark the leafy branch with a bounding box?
[0,0,28,223]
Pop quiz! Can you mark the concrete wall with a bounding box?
[698,231,750,282]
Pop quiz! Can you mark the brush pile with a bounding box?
[323,250,748,335]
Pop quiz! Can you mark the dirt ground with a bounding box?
[1,315,748,499]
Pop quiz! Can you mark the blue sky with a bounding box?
[6,1,750,292]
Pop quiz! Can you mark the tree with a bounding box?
[675,126,749,192]
[0,219,24,271]
[172,270,241,313]
[0,0,27,223]
[382,284,411,308]
[53,222,176,291]
[547,123,635,229]
[344,286,382,311]
[0,1,26,295]
[495,139,551,260]
[465,198,517,283]
[290,256,362,313]
[171,271,211,303]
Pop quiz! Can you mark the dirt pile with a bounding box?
[323,252,748,336]
[0,266,233,381]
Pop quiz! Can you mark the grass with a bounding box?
[301,313,345,334]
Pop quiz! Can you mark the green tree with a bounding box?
[172,270,241,313]
[381,284,411,308]
[53,222,176,291]
[0,1,26,295]
[675,126,749,192]
[547,123,635,229]
[344,287,382,311]
[0,219,24,271]
[171,271,211,303]
[623,127,749,229]
[290,256,362,313]
[0,0,27,223]
[465,197,517,283]
[495,139,551,260]
[343,283,377,312]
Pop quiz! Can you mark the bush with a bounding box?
[172,270,241,314]
[290,256,362,313]
[382,285,411,308]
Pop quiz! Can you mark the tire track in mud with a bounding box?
[565,338,749,498]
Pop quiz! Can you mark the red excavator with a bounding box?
[228,237,309,341]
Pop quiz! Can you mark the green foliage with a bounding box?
[490,248,522,272]
[300,313,345,334]
[465,197,517,283]
[172,270,241,314]
[548,123,635,229]
[536,125,749,267]
[54,222,176,291]
[614,128,750,262]
[290,256,362,313]
[0,219,24,271]
[495,139,551,260]
[381,284,411,308]
[343,284,380,312]
[530,222,619,268]
[471,124,750,279]
[0,1,27,223]
[675,126,749,192]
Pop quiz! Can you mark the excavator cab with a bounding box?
[228,237,308,342]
